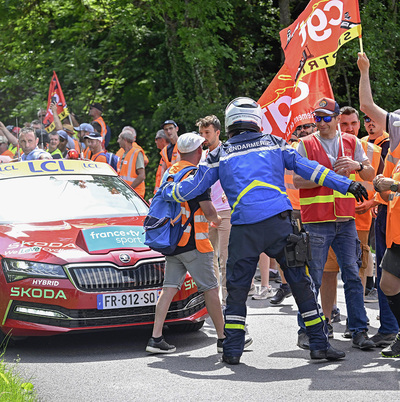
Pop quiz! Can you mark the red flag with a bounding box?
[258,64,333,141]
[280,0,361,83]
[42,71,70,133]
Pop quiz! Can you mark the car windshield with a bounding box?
[0,174,148,224]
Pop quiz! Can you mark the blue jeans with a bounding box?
[299,220,368,335]
[375,205,399,334]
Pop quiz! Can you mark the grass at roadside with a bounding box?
[0,343,37,401]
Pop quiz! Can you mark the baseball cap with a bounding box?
[161,119,178,128]
[314,98,340,115]
[83,131,103,141]
[90,103,103,112]
[177,132,205,154]
[57,130,69,141]
[74,123,95,133]
[155,129,167,139]
[6,125,20,135]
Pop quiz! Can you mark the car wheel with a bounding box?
[168,321,205,333]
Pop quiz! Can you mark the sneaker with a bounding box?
[248,284,257,296]
[327,323,334,339]
[352,331,375,350]
[331,307,341,323]
[217,336,253,353]
[381,334,400,357]
[297,332,309,350]
[146,337,176,354]
[269,286,292,305]
[370,332,397,347]
[342,319,352,339]
[269,270,282,283]
[254,274,262,282]
[252,286,276,300]
[364,288,378,303]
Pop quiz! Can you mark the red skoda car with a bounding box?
[0,160,207,342]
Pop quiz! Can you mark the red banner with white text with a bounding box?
[43,71,69,133]
[258,64,333,141]
[280,0,361,84]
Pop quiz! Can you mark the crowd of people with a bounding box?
[2,53,400,365]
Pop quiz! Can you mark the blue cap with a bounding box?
[74,123,95,133]
[161,119,177,128]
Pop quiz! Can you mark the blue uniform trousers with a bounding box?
[223,212,329,357]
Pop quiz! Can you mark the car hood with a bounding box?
[0,216,156,265]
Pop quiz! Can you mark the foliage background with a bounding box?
[0,0,399,198]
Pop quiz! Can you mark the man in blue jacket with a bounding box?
[161,97,368,364]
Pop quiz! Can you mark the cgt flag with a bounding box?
[42,71,69,133]
[280,0,361,84]
[258,64,333,141]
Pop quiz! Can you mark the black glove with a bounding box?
[348,181,368,203]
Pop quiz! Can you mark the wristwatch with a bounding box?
[357,162,364,172]
[390,181,399,192]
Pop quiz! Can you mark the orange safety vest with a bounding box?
[117,147,145,198]
[91,151,107,163]
[375,145,400,205]
[169,161,213,253]
[364,132,390,148]
[355,140,382,231]
[160,143,179,168]
[83,148,92,160]
[94,116,107,148]
[1,149,14,158]
[386,161,400,248]
[154,157,163,194]
[132,142,149,166]
[299,133,357,223]
[116,148,124,158]
[284,141,300,210]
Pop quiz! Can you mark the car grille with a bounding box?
[67,260,165,292]
[8,293,206,328]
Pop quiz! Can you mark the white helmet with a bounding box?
[225,97,262,135]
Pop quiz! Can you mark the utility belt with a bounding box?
[284,210,312,267]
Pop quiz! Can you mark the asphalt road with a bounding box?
[4,281,400,401]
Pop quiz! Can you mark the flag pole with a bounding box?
[337,121,345,156]
[359,37,364,55]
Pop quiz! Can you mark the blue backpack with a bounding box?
[104,152,120,172]
[143,166,198,255]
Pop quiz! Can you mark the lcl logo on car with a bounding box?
[119,253,131,263]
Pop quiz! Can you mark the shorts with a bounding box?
[323,230,369,273]
[163,249,218,292]
[381,243,400,279]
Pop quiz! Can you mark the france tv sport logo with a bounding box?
[82,226,146,252]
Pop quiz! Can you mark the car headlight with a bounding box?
[2,259,67,282]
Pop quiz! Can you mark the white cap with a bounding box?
[177,132,205,153]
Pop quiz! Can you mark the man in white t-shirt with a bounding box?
[197,115,231,305]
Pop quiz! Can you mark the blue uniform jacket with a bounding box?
[161,131,353,225]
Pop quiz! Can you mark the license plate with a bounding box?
[97,290,160,310]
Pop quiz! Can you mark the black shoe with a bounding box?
[269,286,292,305]
[297,332,310,350]
[310,346,346,361]
[370,332,397,347]
[217,336,253,353]
[381,334,400,357]
[327,323,334,339]
[222,354,240,365]
[342,319,352,339]
[146,337,176,354]
[269,271,282,283]
[352,331,375,350]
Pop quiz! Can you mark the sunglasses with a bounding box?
[314,115,337,123]
[296,124,312,130]
[59,138,67,142]
[363,116,371,123]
